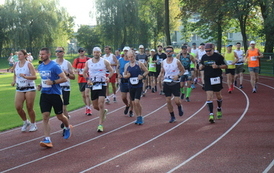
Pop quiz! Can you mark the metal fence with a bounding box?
[261,53,274,75]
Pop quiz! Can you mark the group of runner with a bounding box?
[10,41,263,148]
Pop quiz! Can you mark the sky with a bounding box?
[0,0,97,29]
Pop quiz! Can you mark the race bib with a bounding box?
[184,70,189,75]
[210,77,221,85]
[251,56,257,61]
[92,83,102,90]
[149,63,155,68]
[226,60,233,65]
[78,68,84,75]
[139,59,145,63]
[41,79,52,88]
[129,77,139,85]
[163,78,173,83]
[18,77,28,87]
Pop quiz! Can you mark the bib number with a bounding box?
[251,56,257,61]
[184,70,189,75]
[163,78,173,83]
[78,68,84,75]
[227,60,233,65]
[41,79,52,88]
[129,77,139,85]
[139,59,145,63]
[149,63,155,68]
[18,78,28,87]
[210,77,221,85]
[92,83,102,90]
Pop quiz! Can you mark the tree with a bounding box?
[165,0,171,45]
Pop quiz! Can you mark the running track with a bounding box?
[0,74,273,173]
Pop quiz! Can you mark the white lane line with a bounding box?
[0,106,124,152]
[79,103,207,173]
[263,159,274,173]
[167,87,250,172]
[257,82,274,89]
[1,101,169,173]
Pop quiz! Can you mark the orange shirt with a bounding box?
[72,56,90,83]
[247,48,260,67]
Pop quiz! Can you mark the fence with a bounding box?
[261,53,274,75]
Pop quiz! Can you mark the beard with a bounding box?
[94,55,100,59]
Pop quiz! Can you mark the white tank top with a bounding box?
[15,61,35,87]
[53,59,70,87]
[197,49,206,61]
[234,49,244,62]
[103,53,116,72]
[88,58,107,82]
[163,58,180,80]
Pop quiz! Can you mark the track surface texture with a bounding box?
[1,74,273,173]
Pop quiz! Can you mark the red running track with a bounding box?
[0,74,274,173]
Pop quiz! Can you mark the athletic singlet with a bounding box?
[53,59,70,88]
[14,61,36,91]
[87,58,107,83]
[197,49,206,61]
[189,52,195,68]
[179,53,191,71]
[127,62,143,88]
[118,58,129,75]
[224,51,236,69]
[72,56,89,83]
[234,49,244,65]
[103,53,116,73]
[136,53,147,64]
[163,58,180,81]
[247,48,260,67]
[148,56,156,72]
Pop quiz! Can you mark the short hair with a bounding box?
[105,46,112,50]
[236,42,241,44]
[40,47,50,54]
[165,46,174,51]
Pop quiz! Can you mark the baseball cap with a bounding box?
[123,46,130,51]
[93,47,101,52]
[192,43,196,45]
[139,45,144,49]
[150,49,155,52]
[181,46,187,49]
[250,41,256,44]
[205,43,213,49]
[200,43,205,45]
[226,44,232,47]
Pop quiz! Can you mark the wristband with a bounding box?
[52,80,56,84]
[67,73,70,77]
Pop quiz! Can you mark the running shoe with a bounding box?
[234,81,237,87]
[124,106,130,115]
[169,116,176,123]
[228,88,232,94]
[186,97,190,102]
[231,84,234,90]
[63,127,71,139]
[252,88,257,93]
[209,114,215,123]
[217,110,222,119]
[179,108,184,117]
[239,85,243,89]
[29,123,38,132]
[152,88,155,93]
[191,84,196,89]
[105,98,110,104]
[40,138,53,148]
[60,115,71,129]
[103,109,108,121]
[135,116,144,125]
[180,93,185,100]
[21,120,30,132]
[113,97,117,102]
[160,91,165,95]
[129,110,134,117]
[97,125,103,132]
[142,91,146,97]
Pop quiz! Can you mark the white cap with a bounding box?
[150,49,155,52]
[93,47,101,52]
[139,45,144,49]
[250,41,256,44]
[135,51,139,54]
[123,46,130,51]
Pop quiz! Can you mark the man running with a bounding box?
[244,41,263,93]
[199,43,227,123]
[83,47,113,132]
[234,42,245,89]
[158,46,185,123]
[197,43,206,89]
[136,45,148,96]
[38,47,71,148]
[224,45,238,93]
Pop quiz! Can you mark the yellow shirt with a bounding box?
[224,51,235,69]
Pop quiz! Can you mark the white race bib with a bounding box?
[163,78,173,83]
[78,68,84,75]
[226,60,233,65]
[41,79,52,88]
[184,70,189,75]
[92,83,102,90]
[251,56,257,61]
[139,59,145,63]
[149,63,155,68]
[18,77,28,87]
[210,77,221,85]
[129,77,139,85]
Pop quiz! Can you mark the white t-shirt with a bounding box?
[197,49,206,61]
[103,53,116,73]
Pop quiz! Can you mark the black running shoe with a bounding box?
[169,116,176,123]
[124,106,130,115]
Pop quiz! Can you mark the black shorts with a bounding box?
[78,83,87,92]
[180,74,192,82]
[163,82,180,97]
[235,65,244,74]
[129,87,142,101]
[61,90,70,105]
[204,76,223,92]
[91,86,107,100]
[40,94,63,114]
[225,69,235,75]
[148,72,156,77]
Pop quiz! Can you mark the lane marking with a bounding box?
[167,86,250,172]
[263,159,274,173]
[79,103,207,172]
[1,100,169,172]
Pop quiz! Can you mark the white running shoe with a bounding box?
[21,120,30,132]
[29,123,38,132]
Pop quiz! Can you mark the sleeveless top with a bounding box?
[163,58,180,81]
[136,53,147,64]
[103,53,116,73]
[126,62,143,88]
[87,58,107,83]
[53,59,70,89]
[247,48,260,67]
[148,56,156,72]
[224,51,236,69]
[179,53,191,72]
[14,61,36,91]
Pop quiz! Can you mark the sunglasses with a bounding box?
[205,49,212,52]
[78,50,84,53]
[165,50,173,53]
[55,50,63,53]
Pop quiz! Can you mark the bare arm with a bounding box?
[123,63,130,78]
[66,62,75,80]
[105,59,114,78]
[138,62,149,80]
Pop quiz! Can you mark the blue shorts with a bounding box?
[248,67,259,73]
[120,82,129,93]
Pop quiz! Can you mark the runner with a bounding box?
[83,47,113,132]
[102,46,118,103]
[117,46,134,117]
[38,47,71,148]
[123,50,149,125]
[7,53,14,72]
[148,49,157,93]
[234,42,245,89]
[197,43,206,89]
[224,44,238,93]
[158,46,185,123]
[136,45,148,96]
[11,49,37,132]
[53,47,75,130]
[177,46,196,102]
[244,41,263,93]
[72,48,92,115]
[153,45,167,95]
[199,43,227,123]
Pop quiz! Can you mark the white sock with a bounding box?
[45,137,51,141]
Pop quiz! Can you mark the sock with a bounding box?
[207,101,213,114]
[45,137,51,141]
[178,105,184,116]
[170,112,175,118]
[217,99,222,108]
[86,105,90,109]
[180,87,184,94]
[113,94,116,98]
[186,88,192,98]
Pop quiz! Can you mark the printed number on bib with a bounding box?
[210,77,221,85]
[139,59,145,63]
[41,79,52,88]
[78,68,84,75]
[251,56,257,61]
[18,78,28,87]
[92,83,102,90]
[129,77,139,85]
[149,63,155,68]
[184,70,189,75]
[226,60,233,65]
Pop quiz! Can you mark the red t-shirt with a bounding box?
[72,56,90,83]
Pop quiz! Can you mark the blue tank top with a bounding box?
[179,53,191,71]
[119,58,129,75]
[127,62,143,88]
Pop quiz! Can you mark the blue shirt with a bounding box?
[38,60,63,95]
[127,62,143,88]
[118,58,129,75]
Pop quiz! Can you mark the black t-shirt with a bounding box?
[200,52,225,78]
[153,52,167,70]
